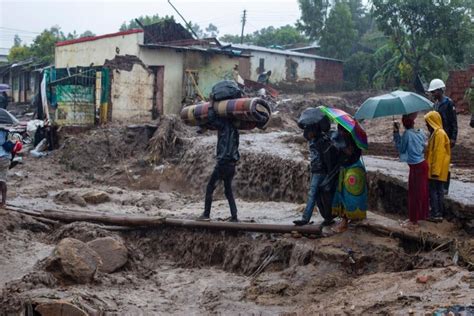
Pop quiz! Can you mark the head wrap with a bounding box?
[402,115,415,129]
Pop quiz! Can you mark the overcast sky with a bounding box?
[0,0,301,52]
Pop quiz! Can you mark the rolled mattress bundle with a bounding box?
[180,98,272,130]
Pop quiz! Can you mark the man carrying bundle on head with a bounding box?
[196,81,244,222]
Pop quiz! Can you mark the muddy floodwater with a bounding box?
[1,109,473,315]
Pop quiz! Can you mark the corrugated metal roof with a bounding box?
[229,44,342,62]
[140,44,250,57]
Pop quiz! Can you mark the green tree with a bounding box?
[79,30,96,38]
[8,45,32,62]
[219,25,308,47]
[319,2,357,60]
[252,25,309,47]
[346,0,371,38]
[29,26,65,63]
[372,0,472,86]
[13,34,22,47]
[205,23,219,38]
[296,0,331,40]
[344,52,377,89]
[120,14,174,31]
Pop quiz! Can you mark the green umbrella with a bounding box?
[354,90,433,120]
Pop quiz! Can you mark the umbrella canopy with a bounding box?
[319,106,368,150]
[354,90,433,120]
[0,84,10,93]
[0,109,19,125]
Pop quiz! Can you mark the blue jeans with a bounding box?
[302,173,324,221]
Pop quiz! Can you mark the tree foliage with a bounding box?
[220,25,309,47]
[319,2,357,60]
[7,26,95,63]
[296,0,331,40]
[119,14,174,31]
[372,0,473,85]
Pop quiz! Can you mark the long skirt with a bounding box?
[332,159,368,220]
[408,161,429,223]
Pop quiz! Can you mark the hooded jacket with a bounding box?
[424,111,451,182]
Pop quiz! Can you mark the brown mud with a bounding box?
[1,93,473,315]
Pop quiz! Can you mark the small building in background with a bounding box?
[0,58,49,103]
[229,44,343,92]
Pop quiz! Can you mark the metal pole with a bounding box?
[240,9,247,44]
[168,0,200,39]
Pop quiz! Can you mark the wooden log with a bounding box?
[6,206,322,235]
[164,218,322,235]
[356,220,452,249]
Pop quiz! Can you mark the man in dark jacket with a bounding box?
[197,107,240,222]
[294,116,339,226]
[428,79,458,147]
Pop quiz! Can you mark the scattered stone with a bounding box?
[54,191,87,207]
[35,300,87,316]
[45,238,102,283]
[416,275,429,284]
[87,237,128,273]
[82,191,110,205]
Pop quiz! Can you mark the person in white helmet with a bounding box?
[427,79,458,147]
[427,78,457,195]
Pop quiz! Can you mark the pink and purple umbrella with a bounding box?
[319,106,368,150]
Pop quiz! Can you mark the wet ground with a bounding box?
[0,99,473,314]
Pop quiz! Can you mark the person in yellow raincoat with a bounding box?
[424,111,451,222]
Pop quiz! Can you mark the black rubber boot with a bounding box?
[293,219,309,226]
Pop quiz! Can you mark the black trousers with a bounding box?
[204,162,238,218]
[429,179,445,218]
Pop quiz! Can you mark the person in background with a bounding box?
[428,79,458,146]
[0,129,12,207]
[424,111,451,222]
[0,92,8,110]
[393,113,429,227]
[331,124,368,232]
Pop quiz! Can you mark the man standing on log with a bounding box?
[197,82,243,222]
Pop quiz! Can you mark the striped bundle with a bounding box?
[180,98,272,130]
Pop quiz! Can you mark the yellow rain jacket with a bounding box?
[424,111,451,182]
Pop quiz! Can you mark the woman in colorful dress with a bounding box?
[331,124,368,232]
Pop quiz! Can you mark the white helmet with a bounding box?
[428,79,445,92]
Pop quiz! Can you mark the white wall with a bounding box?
[110,63,154,122]
[139,48,184,115]
[55,32,143,68]
[248,51,316,83]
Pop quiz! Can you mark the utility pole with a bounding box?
[240,9,247,44]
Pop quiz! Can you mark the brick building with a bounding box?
[229,44,343,92]
[446,65,474,112]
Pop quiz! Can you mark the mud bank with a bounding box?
[2,220,470,315]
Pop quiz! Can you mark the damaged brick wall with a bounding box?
[446,64,474,112]
[314,59,343,91]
